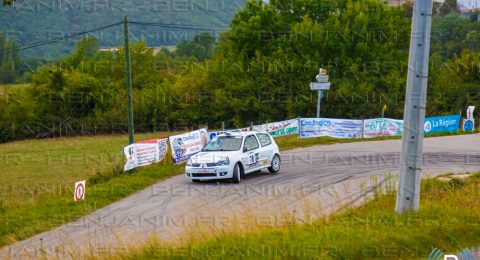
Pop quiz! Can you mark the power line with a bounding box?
[2,20,229,55]
[2,20,123,55]
[128,21,229,31]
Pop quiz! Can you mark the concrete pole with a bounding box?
[396,0,433,212]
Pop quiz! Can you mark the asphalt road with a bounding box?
[2,134,480,259]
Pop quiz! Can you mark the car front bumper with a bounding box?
[185,165,233,180]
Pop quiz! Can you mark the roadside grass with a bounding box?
[0,129,476,249]
[116,173,480,259]
[0,133,184,247]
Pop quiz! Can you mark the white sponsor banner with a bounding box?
[467,106,475,120]
[252,119,299,137]
[124,137,169,171]
[169,128,208,163]
[208,127,249,141]
[363,118,404,138]
[299,118,363,139]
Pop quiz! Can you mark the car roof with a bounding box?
[217,130,267,137]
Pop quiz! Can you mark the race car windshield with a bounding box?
[202,136,243,151]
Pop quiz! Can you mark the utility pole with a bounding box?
[396,0,433,213]
[124,15,134,145]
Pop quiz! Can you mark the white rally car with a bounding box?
[185,131,281,183]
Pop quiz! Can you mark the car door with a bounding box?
[241,135,261,172]
[255,133,275,168]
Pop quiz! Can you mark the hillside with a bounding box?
[0,0,244,58]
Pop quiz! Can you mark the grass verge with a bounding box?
[116,173,480,259]
[0,133,184,247]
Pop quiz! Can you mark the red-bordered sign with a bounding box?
[74,180,86,201]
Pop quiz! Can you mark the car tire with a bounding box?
[232,163,241,183]
[268,154,281,173]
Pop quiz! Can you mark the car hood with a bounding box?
[190,151,237,163]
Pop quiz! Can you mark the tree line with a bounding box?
[0,0,479,142]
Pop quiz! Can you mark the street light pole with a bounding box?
[396,0,433,213]
[124,15,134,145]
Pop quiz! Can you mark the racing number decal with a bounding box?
[244,153,260,169]
[249,154,256,164]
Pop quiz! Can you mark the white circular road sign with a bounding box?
[74,180,86,201]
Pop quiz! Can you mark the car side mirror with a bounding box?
[243,146,248,153]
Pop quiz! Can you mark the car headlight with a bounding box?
[216,156,229,166]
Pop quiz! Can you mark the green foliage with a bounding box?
[0,0,242,58]
[176,0,411,125]
[1,1,480,142]
[176,33,217,60]
[0,33,21,83]
[431,13,480,59]
[2,0,13,6]
[428,51,480,115]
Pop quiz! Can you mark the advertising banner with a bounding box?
[169,128,208,163]
[299,118,363,139]
[208,127,249,141]
[252,119,299,137]
[363,118,404,138]
[423,115,461,134]
[124,137,169,171]
[467,106,475,120]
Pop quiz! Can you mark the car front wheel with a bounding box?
[232,163,241,183]
[268,154,281,173]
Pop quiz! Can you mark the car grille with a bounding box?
[191,163,217,167]
[192,173,217,177]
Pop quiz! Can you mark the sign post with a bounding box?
[310,68,330,118]
[381,104,387,118]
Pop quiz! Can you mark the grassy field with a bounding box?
[0,130,476,249]
[116,173,480,259]
[0,133,183,247]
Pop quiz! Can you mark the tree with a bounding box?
[176,33,217,60]
[2,0,14,5]
[0,33,21,84]
[428,51,480,115]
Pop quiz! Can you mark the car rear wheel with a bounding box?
[232,163,241,183]
[268,154,281,173]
